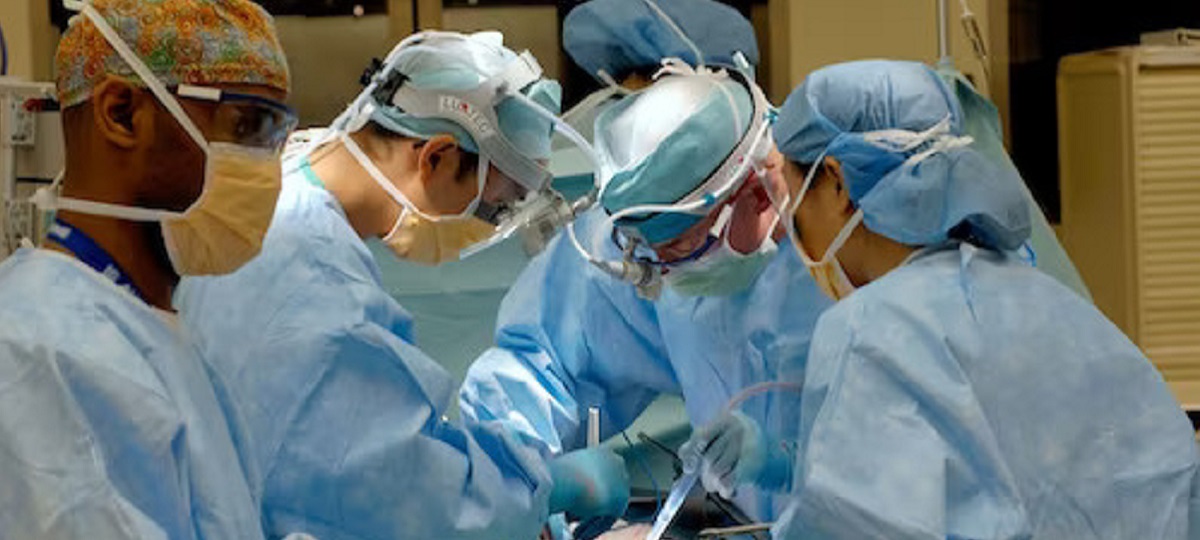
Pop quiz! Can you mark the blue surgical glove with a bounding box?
[548,446,630,519]
[678,411,795,498]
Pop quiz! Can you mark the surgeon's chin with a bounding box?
[727,194,779,254]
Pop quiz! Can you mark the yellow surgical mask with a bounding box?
[33,142,283,277]
[798,210,863,302]
[767,152,864,302]
[340,133,501,265]
[382,210,496,266]
[162,143,282,275]
[806,254,856,301]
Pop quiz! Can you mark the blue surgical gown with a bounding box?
[773,242,1198,540]
[0,249,264,540]
[460,209,833,521]
[175,169,553,540]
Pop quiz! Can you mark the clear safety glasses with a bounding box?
[176,85,298,152]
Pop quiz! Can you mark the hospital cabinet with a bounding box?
[1057,45,1200,405]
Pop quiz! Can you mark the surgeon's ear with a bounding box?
[92,77,143,150]
[417,134,464,189]
[417,134,482,215]
[824,156,854,215]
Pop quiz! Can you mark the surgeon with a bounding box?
[175,31,627,540]
[696,59,1198,539]
[462,56,816,522]
[0,0,292,537]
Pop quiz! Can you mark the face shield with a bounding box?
[562,61,776,298]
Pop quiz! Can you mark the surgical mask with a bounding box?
[381,209,496,266]
[33,3,293,276]
[163,143,283,275]
[663,236,777,297]
[801,212,862,301]
[768,152,863,302]
[341,132,498,266]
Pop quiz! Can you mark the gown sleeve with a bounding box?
[460,210,681,453]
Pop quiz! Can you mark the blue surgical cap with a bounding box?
[564,0,760,83]
[366,32,562,162]
[596,74,753,245]
[774,60,1030,251]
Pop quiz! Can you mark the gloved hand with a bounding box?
[678,411,795,499]
[548,446,630,519]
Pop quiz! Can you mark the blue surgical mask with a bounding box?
[663,237,778,297]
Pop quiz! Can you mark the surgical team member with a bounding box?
[738,59,1195,539]
[462,57,814,521]
[176,31,627,540]
[559,0,759,132]
[548,0,760,195]
[0,0,293,537]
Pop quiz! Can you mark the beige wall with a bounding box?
[0,0,57,81]
[442,6,562,82]
[0,4,391,125]
[750,3,778,103]
[277,5,561,127]
[10,1,1007,130]
[771,0,993,97]
[274,15,393,126]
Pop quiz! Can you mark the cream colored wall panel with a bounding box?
[1170,380,1200,409]
[768,0,793,106]
[749,2,776,103]
[1058,61,1137,334]
[442,6,561,82]
[778,0,990,93]
[0,0,35,78]
[0,0,57,80]
[387,0,422,42]
[1064,49,1200,403]
[1134,65,1200,372]
[787,0,936,85]
[274,15,392,126]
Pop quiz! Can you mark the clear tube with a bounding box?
[958,0,992,84]
[722,381,803,415]
[937,0,950,61]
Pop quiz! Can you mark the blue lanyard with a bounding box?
[46,218,145,300]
